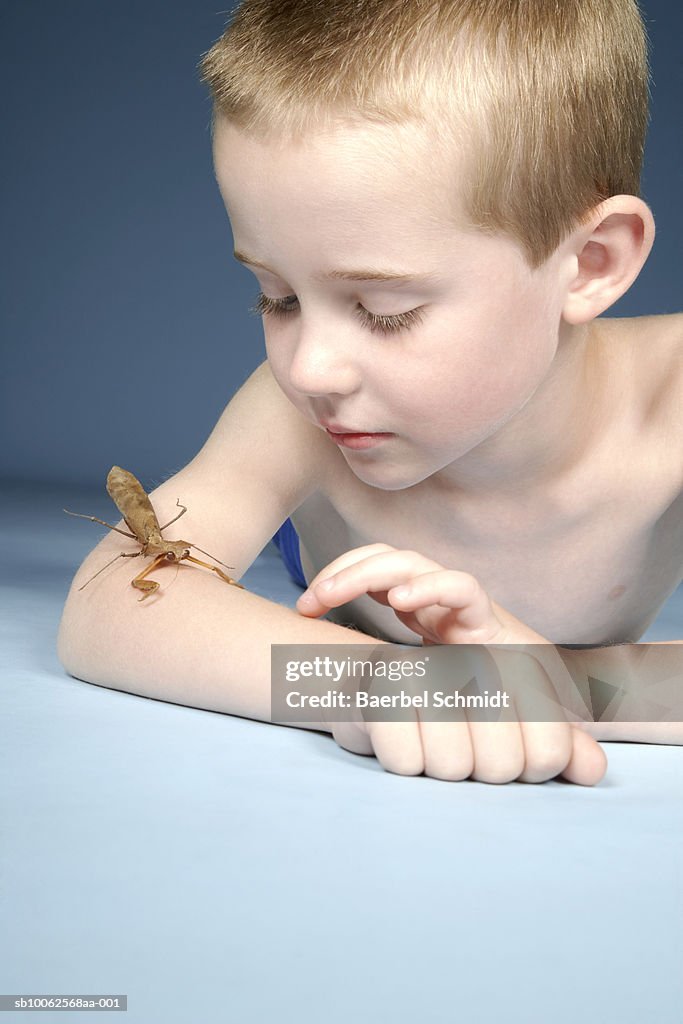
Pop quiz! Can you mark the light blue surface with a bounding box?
[1,481,682,1024]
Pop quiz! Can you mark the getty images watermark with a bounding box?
[271,643,683,724]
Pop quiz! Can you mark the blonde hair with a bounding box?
[198,0,650,268]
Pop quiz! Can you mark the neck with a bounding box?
[432,319,608,500]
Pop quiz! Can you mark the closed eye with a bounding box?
[248,292,425,335]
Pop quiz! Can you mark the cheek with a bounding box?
[401,302,556,436]
[264,335,298,397]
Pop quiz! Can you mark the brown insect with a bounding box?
[64,465,244,600]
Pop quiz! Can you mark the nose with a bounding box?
[286,325,361,397]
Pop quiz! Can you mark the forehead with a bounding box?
[210,116,541,288]
[212,116,472,241]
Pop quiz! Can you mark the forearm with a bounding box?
[557,641,683,744]
[57,548,387,734]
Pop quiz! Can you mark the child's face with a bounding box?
[213,117,574,492]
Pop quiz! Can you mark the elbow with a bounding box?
[57,542,123,680]
[57,588,82,679]
[57,578,98,681]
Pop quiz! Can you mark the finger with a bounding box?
[418,714,474,781]
[296,544,397,616]
[469,721,526,784]
[495,648,575,784]
[505,649,567,772]
[388,570,501,639]
[366,719,425,777]
[305,544,397,587]
[560,725,608,786]
[491,645,602,785]
[391,606,443,644]
[423,644,524,784]
[331,719,375,756]
[516,720,574,783]
[299,550,447,616]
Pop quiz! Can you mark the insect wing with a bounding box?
[106,466,161,544]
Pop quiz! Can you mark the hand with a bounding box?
[296,543,548,646]
[321,671,607,786]
[297,545,607,785]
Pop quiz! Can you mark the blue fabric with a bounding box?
[272,517,307,588]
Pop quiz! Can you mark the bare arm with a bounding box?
[559,641,683,745]
[57,362,386,732]
[58,561,383,732]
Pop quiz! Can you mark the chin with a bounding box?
[345,458,436,492]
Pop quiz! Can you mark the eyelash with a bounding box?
[248,292,424,335]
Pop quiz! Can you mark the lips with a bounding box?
[321,423,393,451]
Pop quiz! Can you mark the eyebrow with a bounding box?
[233,249,438,283]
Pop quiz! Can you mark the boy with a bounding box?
[58,0,682,786]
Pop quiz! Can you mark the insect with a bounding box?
[64,465,244,600]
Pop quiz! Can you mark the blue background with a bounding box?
[2,0,681,487]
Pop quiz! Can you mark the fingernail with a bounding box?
[392,586,411,599]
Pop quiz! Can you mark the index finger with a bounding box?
[298,549,445,616]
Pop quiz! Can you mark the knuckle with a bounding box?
[461,572,482,597]
[398,548,420,560]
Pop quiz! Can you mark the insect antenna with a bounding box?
[189,544,236,572]
[167,558,182,591]
[77,551,140,591]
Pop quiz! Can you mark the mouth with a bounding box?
[323,426,393,450]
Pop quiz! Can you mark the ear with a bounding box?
[561,195,655,325]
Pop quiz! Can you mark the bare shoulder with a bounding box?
[638,312,683,427]
[641,310,683,353]
[630,312,682,483]
[603,312,682,418]
[597,313,682,493]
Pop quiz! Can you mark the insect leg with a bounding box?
[78,550,141,591]
[131,553,170,601]
[64,508,137,540]
[183,554,244,589]
[158,499,188,532]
